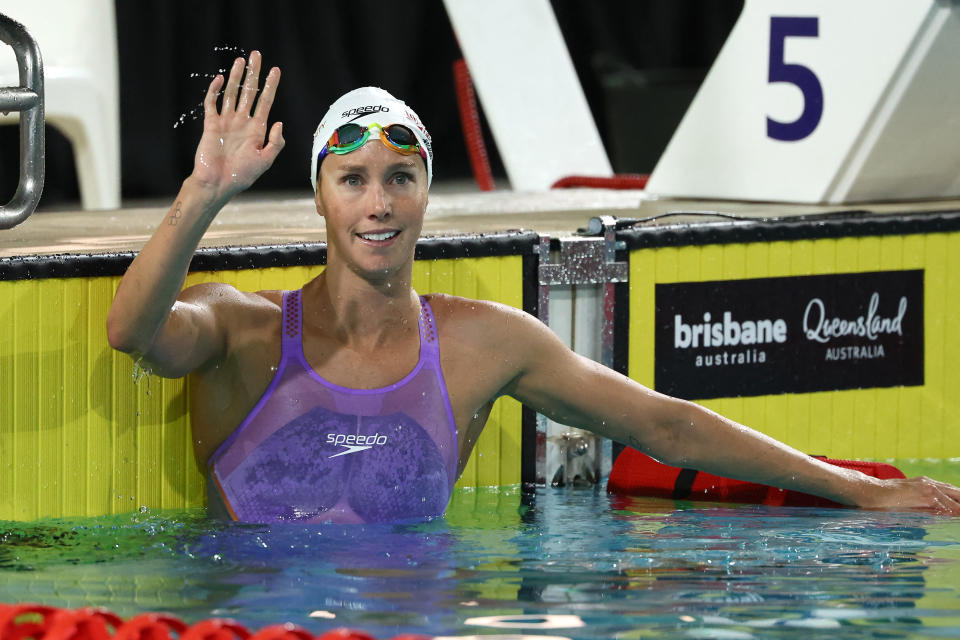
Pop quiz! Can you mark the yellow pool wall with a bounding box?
[629,231,960,461]
[0,255,524,521]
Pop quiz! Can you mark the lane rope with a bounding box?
[0,604,430,640]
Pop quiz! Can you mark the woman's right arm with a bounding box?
[106,51,284,377]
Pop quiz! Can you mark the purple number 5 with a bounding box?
[767,16,823,141]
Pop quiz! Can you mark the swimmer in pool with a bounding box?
[107,52,960,521]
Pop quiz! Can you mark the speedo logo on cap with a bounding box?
[341,104,389,119]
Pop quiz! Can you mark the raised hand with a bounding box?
[191,50,285,203]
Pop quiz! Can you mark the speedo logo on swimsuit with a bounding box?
[342,105,389,121]
[326,432,389,458]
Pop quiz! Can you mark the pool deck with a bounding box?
[3,187,960,258]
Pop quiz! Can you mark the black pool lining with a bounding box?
[614,207,960,249]
[0,231,540,281]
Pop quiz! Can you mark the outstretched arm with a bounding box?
[107,51,284,377]
[499,307,960,514]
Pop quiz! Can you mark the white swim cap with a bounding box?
[310,86,433,192]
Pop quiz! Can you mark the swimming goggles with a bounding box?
[317,122,426,162]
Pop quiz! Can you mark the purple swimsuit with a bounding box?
[207,289,459,524]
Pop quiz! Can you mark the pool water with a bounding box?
[2,465,959,639]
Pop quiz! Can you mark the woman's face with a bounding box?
[315,140,429,281]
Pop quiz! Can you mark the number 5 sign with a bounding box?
[645,0,960,204]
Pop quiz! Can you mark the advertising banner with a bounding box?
[654,270,923,399]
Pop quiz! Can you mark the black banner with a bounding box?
[654,270,924,400]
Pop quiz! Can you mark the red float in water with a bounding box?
[0,603,433,639]
[608,447,905,507]
[114,613,188,640]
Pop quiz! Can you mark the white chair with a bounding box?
[0,1,120,210]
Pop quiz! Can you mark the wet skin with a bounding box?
[107,51,960,515]
[186,142,507,475]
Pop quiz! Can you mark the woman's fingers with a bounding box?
[220,57,245,112]
[261,121,285,164]
[253,67,281,122]
[237,51,262,114]
[909,476,960,515]
[933,479,960,514]
[203,74,224,119]
[870,476,960,515]
[931,489,960,515]
[209,53,280,128]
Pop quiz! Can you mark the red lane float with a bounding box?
[250,623,316,640]
[0,605,433,640]
[181,619,251,640]
[0,603,60,640]
[43,608,125,640]
[608,447,905,507]
[114,613,189,640]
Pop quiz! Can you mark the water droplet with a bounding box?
[131,357,153,384]
[213,44,247,56]
[174,46,247,128]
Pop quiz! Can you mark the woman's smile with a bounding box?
[356,229,402,246]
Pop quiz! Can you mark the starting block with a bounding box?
[646,0,960,204]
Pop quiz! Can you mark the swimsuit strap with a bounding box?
[417,296,440,359]
[417,295,458,450]
[285,289,435,362]
[207,289,303,472]
[281,289,304,356]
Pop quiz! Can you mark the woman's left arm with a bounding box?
[498,306,960,514]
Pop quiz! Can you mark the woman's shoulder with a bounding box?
[180,282,283,307]
[179,282,286,331]
[423,292,528,319]
[423,292,545,346]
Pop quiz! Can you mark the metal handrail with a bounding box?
[0,12,44,230]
